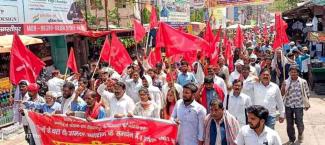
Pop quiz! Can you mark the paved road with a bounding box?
[1,94,325,145]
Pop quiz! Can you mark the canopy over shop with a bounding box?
[283,0,325,94]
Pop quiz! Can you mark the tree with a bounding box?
[267,0,301,12]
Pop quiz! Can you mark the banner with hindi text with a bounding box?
[26,111,178,145]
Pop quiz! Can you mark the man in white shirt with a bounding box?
[224,79,252,127]
[105,82,135,118]
[47,70,65,99]
[235,105,282,145]
[247,69,285,129]
[241,65,257,98]
[162,74,183,105]
[61,82,85,114]
[229,60,244,85]
[125,71,142,103]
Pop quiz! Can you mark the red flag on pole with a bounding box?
[156,22,210,57]
[133,19,146,43]
[224,41,234,72]
[10,33,45,85]
[148,48,162,67]
[149,6,158,29]
[273,13,289,50]
[100,36,111,62]
[234,24,244,49]
[109,33,133,73]
[67,48,78,73]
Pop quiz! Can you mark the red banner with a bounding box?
[26,111,178,145]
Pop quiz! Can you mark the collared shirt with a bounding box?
[148,85,163,110]
[242,75,256,98]
[133,101,160,118]
[23,102,61,114]
[171,99,207,145]
[284,79,310,108]
[47,77,65,98]
[224,92,252,127]
[125,79,142,103]
[235,125,282,145]
[246,82,285,118]
[177,72,198,86]
[61,95,86,114]
[105,93,135,117]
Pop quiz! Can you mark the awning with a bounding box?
[0,35,43,53]
[76,29,133,38]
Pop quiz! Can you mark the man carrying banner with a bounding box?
[69,90,106,121]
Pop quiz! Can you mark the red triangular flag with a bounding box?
[234,24,244,49]
[273,13,289,50]
[67,48,78,73]
[149,6,158,29]
[10,33,45,85]
[203,22,214,44]
[148,48,162,67]
[156,22,210,57]
[133,19,146,43]
[100,36,110,62]
[109,33,133,74]
[224,41,234,72]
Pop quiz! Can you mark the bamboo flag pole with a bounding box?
[63,67,69,81]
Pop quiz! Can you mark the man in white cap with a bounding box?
[229,59,244,85]
[250,54,261,75]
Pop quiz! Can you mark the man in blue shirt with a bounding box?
[177,61,198,86]
[70,90,106,121]
[22,91,61,114]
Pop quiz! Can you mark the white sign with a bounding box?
[0,0,24,23]
[23,0,84,24]
[159,0,191,26]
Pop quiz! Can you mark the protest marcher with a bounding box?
[235,105,282,145]
[125,71,142,103]
[203,99,240,145]
[207,65,228,97]
[61,82,85,114]
[132,87,160,118]
[281,65,310,144]
[141,75,163,109]
[162,74,183,104]
[247,69,285,129]
[198,76,225,111]
[177,61,198,86]
[21,91,61,115]
[161,88,180,119]
[69,90,106,121]
[171,83,207,145]
[229,59,244,85]
[47,70,65,100]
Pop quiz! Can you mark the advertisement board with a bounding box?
[159,0,191,27]
[0,0,86,35]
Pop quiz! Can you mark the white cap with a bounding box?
[235,59,244,65]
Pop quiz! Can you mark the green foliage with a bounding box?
[267,0,301,12]
[120,37,136,48]
[107,7,121,26]
[142,8,151,24]
[190,9,205,22]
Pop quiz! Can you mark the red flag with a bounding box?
[10,33,45,85]
[213,25,222,46]
[263,24,268,42]
[109,33,133,73]
[273,13,289,50]
[100,36,111,62]
[224,41,234,72]
[156,22,210,57]
[133,19,146,43]
[203,22,214,44]
[149,6,158,29]
[148,48,162,67]
[67,48,78,73]
[234,24,243,49]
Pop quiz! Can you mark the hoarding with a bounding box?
[159,0,191,27]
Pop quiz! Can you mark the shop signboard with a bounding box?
[210,8,227,29]
[206,0,273,7]
[0,0,86,35]
[159,0,191,27]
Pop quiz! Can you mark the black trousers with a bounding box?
[285,107,304,142]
